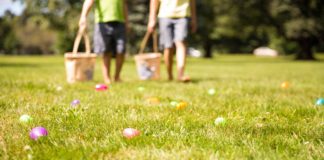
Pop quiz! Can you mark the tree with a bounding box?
[0,11,21,54]
[267,0,324,60]
[194,1,215,58]
[20,0,149,54]
[127,0,150,54]
[20,0,84,54]
[194,0,279,56]
[1,0,323,58]
[194,0,324,59]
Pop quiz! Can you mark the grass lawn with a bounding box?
[0,54,323,159]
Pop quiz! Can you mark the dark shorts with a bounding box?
[159,17,189,49]
[94,21,126,55]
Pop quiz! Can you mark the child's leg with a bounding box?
[164,47,175,80]
[114,53,124,82]
[113,22,127,82]
[175,41,187,80]
[159,18,174,80]
[94,23,114,84]
[174,18,190,82]
[102,53,112,84]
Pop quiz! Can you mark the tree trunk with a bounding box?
[296,38,316,60]
[203,40,213,58]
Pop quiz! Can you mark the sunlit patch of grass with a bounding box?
[0,55,323,159]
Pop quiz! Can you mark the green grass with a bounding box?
[0,55,323,159]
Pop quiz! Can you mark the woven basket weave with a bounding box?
[134,31,162,80]
[64,29,96,83]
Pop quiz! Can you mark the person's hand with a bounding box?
[191,18,197,33]
[147,18,156,33]
[79,16,87,33]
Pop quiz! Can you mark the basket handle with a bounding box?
[138,31,158,54]
[72,29,91,54]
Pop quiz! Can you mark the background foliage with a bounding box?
[0,0,323,59]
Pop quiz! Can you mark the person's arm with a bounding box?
[190,0,197,33]
[79,0,94,32]
[147,0,160,33]
[123,0,130,33]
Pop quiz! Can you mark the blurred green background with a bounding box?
[0,0,323,60]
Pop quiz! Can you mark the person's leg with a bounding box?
[102,53,112,84]
[159,18,174,80]
[174,18,190,82]
[114,53,124,82]
[164,47,175,80]
[94,22,114,84]
[113,22,127,82]
[175,41,187,80]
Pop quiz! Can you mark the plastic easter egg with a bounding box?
[29,127,48,140]
[123,128,140,139]
[176,102,187,110]
[137,87,145,92]
[214,117,226,125]
[27,154,32,160]
[170,101,178,107]
[71,99,80,106]
[56,86,63,91]
[281,82,289,89]
[147,97,160,104]
[19,114,32,123]
[95,84,108,91]
[316,98,324,106]
[23,145,32,151]
[208,88,216,95]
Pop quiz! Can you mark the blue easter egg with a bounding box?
[316,98,324,106]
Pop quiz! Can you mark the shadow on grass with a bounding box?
[188,77,222,84]
[213,59,324,64]
[0,62,40,68]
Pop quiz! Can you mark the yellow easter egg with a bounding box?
[281,81,289,89]
[147,97,160,104]
[176,102,187,110]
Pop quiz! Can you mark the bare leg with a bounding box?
[164,47,175,80]
[102,53,112,84]
[175,41,189,81]
[114,53,124,82]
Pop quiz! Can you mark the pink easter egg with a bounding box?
[30,127,48,140]
[95,84,108,91]
[123,128,140,139]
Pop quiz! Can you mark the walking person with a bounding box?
[79,0,128,84]
[147,0,197,82]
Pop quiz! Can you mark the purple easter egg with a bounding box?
[71,99,80,106]
[29,127,48,140]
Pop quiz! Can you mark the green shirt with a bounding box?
[95,0,125,23]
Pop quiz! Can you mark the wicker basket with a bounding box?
[64,30,96,83]
[134,31,162,80]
